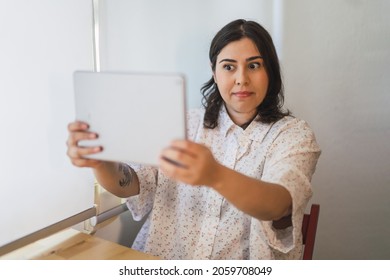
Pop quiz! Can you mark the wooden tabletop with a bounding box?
[1,228,159,260]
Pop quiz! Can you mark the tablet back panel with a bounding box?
[74,71,186,166]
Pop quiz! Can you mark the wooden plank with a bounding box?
[1,228,158,260]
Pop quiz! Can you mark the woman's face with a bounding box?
[213,37,269,126]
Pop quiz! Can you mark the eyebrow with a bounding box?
[218,56,263,64]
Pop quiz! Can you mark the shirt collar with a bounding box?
[218,105,274,143]
[218,105,237,137]
[244,117,274,143]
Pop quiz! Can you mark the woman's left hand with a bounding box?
[159,140,221,186]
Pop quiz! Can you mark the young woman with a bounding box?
[66,19,321,259]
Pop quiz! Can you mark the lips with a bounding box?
[233,91,253,97]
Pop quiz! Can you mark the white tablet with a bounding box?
[73,71,187,166]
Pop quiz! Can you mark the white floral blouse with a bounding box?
[126,106,321,259]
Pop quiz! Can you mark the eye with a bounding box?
[248,62,262,70]
[222,64,235,71]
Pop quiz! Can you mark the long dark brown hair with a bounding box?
[201,19,290,128]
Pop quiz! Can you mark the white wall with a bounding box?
[282,0,390,259]
[0,0,95,249]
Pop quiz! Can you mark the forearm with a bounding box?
[93,161,140,198]
[211,164,292,221]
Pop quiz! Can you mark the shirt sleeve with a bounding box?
[125,163,158,221]
[259,118,321,254]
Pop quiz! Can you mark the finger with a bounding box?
[67,131,98,147]
[159,156,188,179]
[168,140,198,157]
[70,157,102,168]
[160,155,188,169]
[160,147,194,168]
[159,155,204,186]
[68,121,89,132]
[67,145,102,159]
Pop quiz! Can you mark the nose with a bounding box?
[235,68,249,86]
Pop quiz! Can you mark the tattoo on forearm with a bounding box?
[118,163,132,188]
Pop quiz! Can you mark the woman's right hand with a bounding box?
[66,121,104,168]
